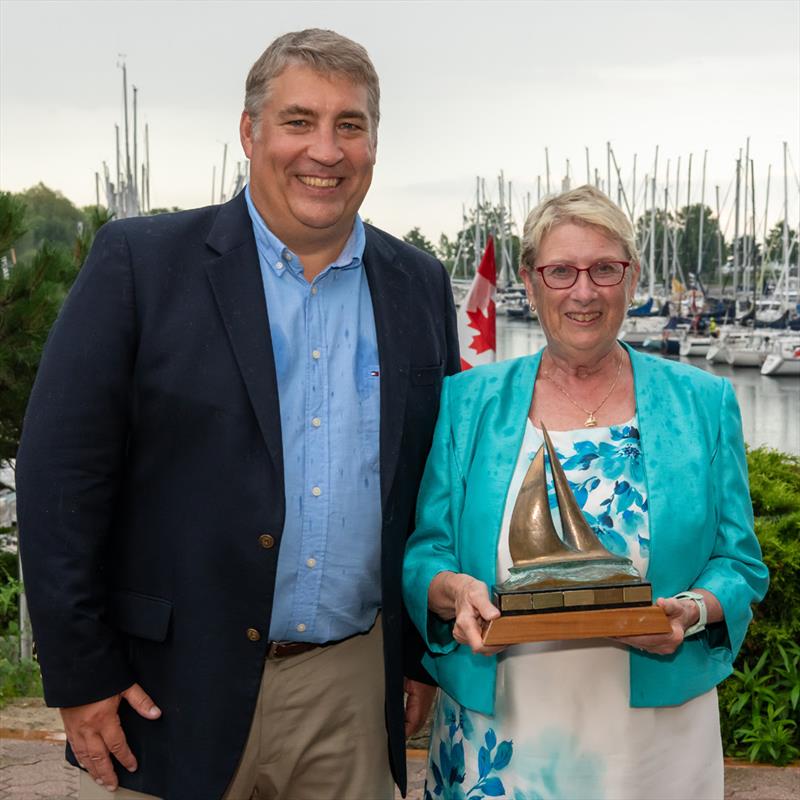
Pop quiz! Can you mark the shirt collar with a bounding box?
[244,184,365,279]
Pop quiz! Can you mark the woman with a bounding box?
[403,185,768,800]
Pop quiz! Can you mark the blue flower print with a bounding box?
[532,419,650,568]
[426,695,514,800]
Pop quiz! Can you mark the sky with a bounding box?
[1,0,799,243]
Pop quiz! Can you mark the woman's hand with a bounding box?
[428,572,505,656]
[615,596,703,655]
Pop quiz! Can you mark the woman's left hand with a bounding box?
[614,596,699,655]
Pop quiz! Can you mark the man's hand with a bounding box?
[61,682,161,792]
[403,678,436,737]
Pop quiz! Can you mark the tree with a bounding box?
[402,226,437,258]
[763,221,798,266]
[451,201,520,281]
[0,192,107,485]
[730,235,762,266]
[10,183,85,262]
[635,208,675,284]
[675,204,728,281]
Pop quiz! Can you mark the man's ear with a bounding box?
[240,111,254,158]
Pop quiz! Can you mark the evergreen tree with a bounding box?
[0,192,107,485]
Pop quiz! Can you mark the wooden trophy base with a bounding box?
[482,604,671,646]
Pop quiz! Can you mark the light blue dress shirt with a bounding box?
[244,186,382,643]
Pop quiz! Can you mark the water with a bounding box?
[496,318,800,455]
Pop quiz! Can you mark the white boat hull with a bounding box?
[680,337,713,357]
[726,349,766,367]
[761,354,800,375]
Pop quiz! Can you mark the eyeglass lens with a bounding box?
[541,262,626,288]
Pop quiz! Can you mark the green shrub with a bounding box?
[0,635,42,708]
[719,448,800,765]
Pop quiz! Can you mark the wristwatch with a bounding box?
[674,591,707,637]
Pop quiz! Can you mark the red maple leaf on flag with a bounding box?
[466,300,496,354]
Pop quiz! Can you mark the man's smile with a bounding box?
[297,175,343,188]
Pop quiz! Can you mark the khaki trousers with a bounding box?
[79,617,394,800]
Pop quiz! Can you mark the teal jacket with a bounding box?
[403,345,769,714]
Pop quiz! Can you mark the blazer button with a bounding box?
[246,628,261,642]
[259,534,275,549]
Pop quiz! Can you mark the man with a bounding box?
[17,29,458,800]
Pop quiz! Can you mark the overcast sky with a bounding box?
[1,0,798,242]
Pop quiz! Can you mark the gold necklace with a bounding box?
[541,352,623,428]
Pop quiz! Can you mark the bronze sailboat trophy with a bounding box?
[482,424,670,645]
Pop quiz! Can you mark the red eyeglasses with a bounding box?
[534,260,630,289]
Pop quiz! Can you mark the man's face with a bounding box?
[240,64,376,250]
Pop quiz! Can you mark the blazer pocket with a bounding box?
[410,363,444,386]
[111,589,173,642]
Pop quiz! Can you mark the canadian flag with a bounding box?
[457,236,497,370]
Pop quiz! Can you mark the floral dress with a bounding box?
[425,417,723,800]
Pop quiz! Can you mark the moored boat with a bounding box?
[725,332,772,368]
[761,335,800,376]
[679,333,714,357]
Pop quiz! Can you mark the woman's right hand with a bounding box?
[428,572,506,655]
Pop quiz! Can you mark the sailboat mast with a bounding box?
[733,155,741,298]
[697,150,707,277]
[122,63,131,190]
[663,159,670,289]
[649,146,658,299]
[743,138,750,293]
[545,147,551,196]
[751,159,757,314]
[715,185,723,289]
[133,85,139,207]
[145,123,151,213]
[783,142,790,302]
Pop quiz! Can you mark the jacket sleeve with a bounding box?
[16,221,138,708]
[695,378,769,658]
[403,375,464,655]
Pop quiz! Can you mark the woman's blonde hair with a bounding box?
[520,185,639,271]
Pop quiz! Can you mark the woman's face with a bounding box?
[521,222,640,360]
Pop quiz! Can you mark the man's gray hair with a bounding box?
[245,29,380,138]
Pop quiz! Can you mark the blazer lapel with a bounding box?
[363,228,411,510]
[204,194,284,477]
[626,344,684,585]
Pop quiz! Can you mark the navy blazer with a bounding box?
[17,192,459,799]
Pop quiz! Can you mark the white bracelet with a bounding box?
[674,591,707,637]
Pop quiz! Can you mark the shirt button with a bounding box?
[275,261,284,270]
[311,285,318,295]
[284,251,293,261]
[306,558,317,568]
[296,623,306,633]
[311,349,321,360]
[311,417,321,428]
[246,628,261,642]
[311,486,321,497]
[258,534,275,549]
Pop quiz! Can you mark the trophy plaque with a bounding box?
[482,424,670,646]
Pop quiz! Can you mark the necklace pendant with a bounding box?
[584,414,597,428]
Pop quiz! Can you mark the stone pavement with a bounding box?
[2,700,798,799]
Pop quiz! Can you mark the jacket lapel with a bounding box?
[363,227,411,510]
[626,345,683,585]
[204,194,284,477]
